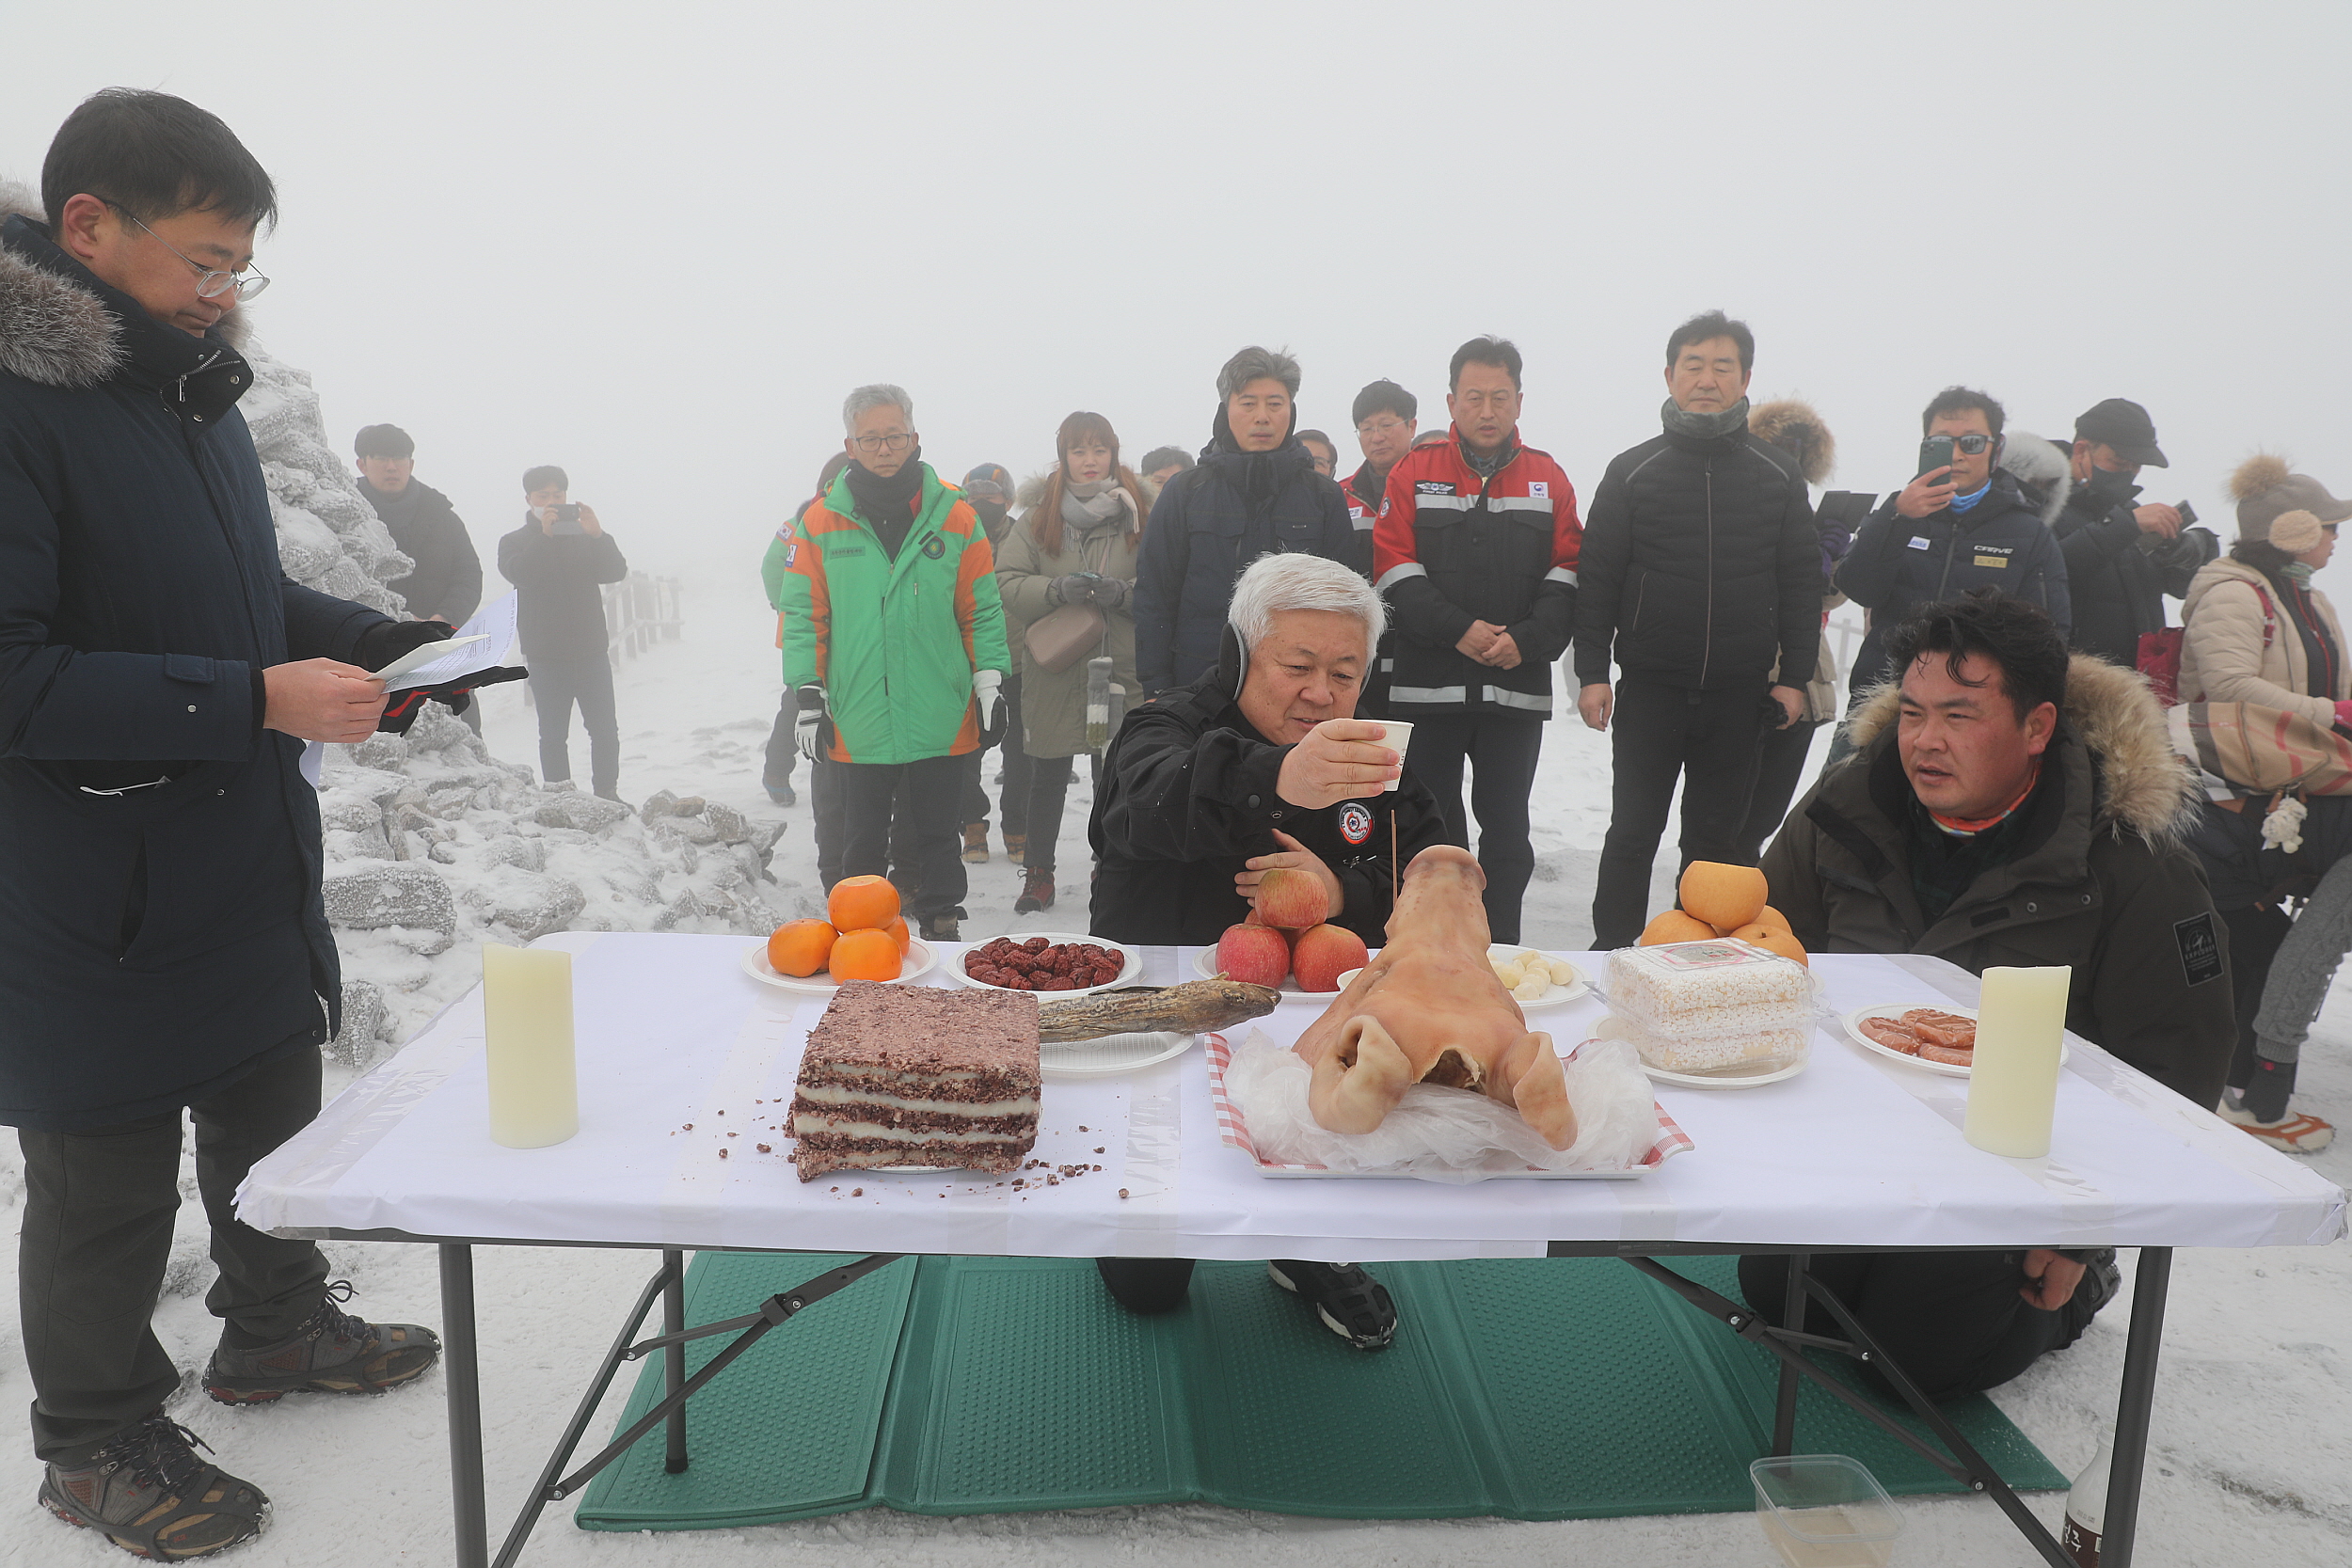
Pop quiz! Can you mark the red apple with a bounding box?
[1216,923,1292,988]
[1253,866,1327,931]
[1292,924,1370,991]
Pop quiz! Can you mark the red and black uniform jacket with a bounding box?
[1371,426,1581,719]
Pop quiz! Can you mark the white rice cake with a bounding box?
[1621,1018,1809,1072]
[1607,939,1811,1039]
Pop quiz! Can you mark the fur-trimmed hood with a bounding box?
[1747,398,1834,486]
[0,188,126,389]
[1998,429,2074,528]
[1842,651,2200,842]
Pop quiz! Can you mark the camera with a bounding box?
[549,502,584,535]
[2175,500,2198,528]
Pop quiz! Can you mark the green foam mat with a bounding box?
[575,1253,2065,1531]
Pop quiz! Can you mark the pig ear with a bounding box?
[1502,1032,1576,1150]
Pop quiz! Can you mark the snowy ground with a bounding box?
[0,567,2342,1566]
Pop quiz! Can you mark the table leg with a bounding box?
[440,1243,489,1568]
[1771,1252,1806,1456]
[662,1247,688,1474]
[2103,1246,2171,1568]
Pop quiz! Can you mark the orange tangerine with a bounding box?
[882,915,912,955]
[829,927,903,983]
[1638,911,1718,946]
[1732,924,1808,966]
[827,874,900,932]
[1678,862,1768,931]
[767,919,838,977]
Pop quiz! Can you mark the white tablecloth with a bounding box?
[237,933,2345,1262]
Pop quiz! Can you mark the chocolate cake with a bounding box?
[787,980,1041,1180]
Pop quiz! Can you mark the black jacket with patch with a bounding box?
[1087,672,1450,945]
[2050,478,2217,668]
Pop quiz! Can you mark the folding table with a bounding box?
[237,931,2346,1567]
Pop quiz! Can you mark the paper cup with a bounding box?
[1378,720,1413,792]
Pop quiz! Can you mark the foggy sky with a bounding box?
[8,2,2349,583]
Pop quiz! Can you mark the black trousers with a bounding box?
[1734,717,1825,863]
[2220,903,2296,1119]
[1591,677,1770,948]
[1736,1250,2098,1404]
[1021,754,1078,874]
[841,753,967,923]
[528,651,619,796]
[962,675,1030,837]
[1093,1257,1330,1314]
[1403,711,1545,944]
[20,1049,330,1464]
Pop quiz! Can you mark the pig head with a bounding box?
[1291,845,1576,1148]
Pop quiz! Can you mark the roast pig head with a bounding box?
[1290,845,1575,1148]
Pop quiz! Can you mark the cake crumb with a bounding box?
[718,1148,729,1160]
[756,1144,772,1153]
[1119,1188,1130,1199]
[850,1187,863,1196]
[1093,1147,1104,1154]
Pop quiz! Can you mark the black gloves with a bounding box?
[354,617,454,673]
[375,667,528,734]
[1049,573,1130,609]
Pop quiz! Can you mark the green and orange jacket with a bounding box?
[778,464,1009,764]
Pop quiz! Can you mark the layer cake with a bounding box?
[787,980,1041,1180]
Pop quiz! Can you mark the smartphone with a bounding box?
[2176,500,2199,528]
[1917,436,1957,483]
[550,502,584,535]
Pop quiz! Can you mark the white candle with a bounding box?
[482,943,580,1148]
[1964,964,2071,1159]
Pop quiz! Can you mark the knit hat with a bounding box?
[2231,452,2352,544]
[961,463,1011,503]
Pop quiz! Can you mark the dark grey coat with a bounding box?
[0,214,393,1128]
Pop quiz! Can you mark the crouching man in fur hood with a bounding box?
[1749,590,2233,1402]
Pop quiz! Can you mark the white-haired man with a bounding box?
[1088,552,1450,1347]
[779,384,1010,941]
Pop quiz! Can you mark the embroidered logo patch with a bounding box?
[2174,911,2224,987]
[1529,481,1549,499]
[1349,504,1368,521]
[1416,480,1455,495]
[1908,537,1931,550]
[922,536,946,560]
[1338,801,1374,844]
[784,541,797,565]
[1974,554,2010,569]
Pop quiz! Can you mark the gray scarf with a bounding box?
[1061,476,1133,534]
[1660,395,1753,442]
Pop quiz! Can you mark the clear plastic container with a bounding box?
[1605,940,1819,1073]
[1751,1453,1903,1567]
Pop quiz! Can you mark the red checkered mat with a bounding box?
[1205,1032,1694,1177]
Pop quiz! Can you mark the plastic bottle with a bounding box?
[2060,1425,2114,1566]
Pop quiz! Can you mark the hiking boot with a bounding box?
[762,773,796,806]
[40,1411,268,1560]
[1014,866,1055,915]
[1003,832,1027,866]
[2221,1102,2336,1152]
[962,823,990,863]
[594,787,630,807]
[1266,1259,1396,1352]
[202,1281,440,1405]
[919,913,961,942]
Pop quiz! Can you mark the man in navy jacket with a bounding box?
[0,91,439,1556]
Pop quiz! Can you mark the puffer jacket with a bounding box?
[2050,476,2217,668]
[1571,418,1820,692]
[2178,556,2348,728]
[1131,408,1360,693]
[1762,655,2233,1105]
[0,212,398,1127]
[1836,469,2071,690]
[996,477,1144,758]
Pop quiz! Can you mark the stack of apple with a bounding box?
[1215,868,1370,991]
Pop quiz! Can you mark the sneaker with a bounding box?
[919,913,961,942]
[962,823,990,863]
[2220,1102,2336,1152]
[1003,832,1027,866]
[1265,1259,1397,1351]
[1014,866,1055,915]
[202,1282,441,1404]
[594,787,630,807]
[40,1411,269,1560]
[762,774,797,806]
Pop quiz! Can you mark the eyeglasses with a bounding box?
[103,199,271,301]
[851,433,914,454]
[1356,418,1411,436]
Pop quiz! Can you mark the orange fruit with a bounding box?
[1751,905,1793,936]
[767,919,838,977]
[1638,911,1718,946]
[1678,862,1768,931]
[827,875,900,933]
[882,915,912,955]
[829,927,903,983]
[1732,924,1808,967]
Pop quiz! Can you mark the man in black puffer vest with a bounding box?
[1133,345,1361,694]
[1573,311,1821,947]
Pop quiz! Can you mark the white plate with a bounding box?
[1840,1004,2069,1078]
[1590,1016,1810,1089]
[1042,1030,1193,1078]
[952,932,1142,997]
[739,938,938,994]
[1325,950,1588,1011]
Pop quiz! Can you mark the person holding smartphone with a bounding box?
[498,464,628,800]
[1835,386,2070,705]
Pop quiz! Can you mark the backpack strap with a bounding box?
[2251,582,2277,650]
